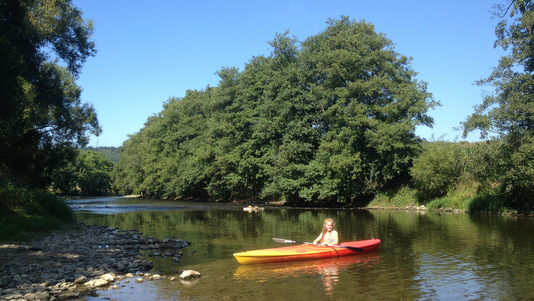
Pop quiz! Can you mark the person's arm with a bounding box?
[312,233,323,244]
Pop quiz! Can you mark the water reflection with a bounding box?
[66,196,245,214]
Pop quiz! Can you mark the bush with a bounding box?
[369,186,419,208]
[425,180,479,211]
[468,194,509,214]
[1,181,72,218]
[410,142,465,199]
[0,180,73,242]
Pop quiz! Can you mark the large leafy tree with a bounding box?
[462,0,534,211]
[115,17,436,205]
[0,0,99,187]
[295,17,435,204]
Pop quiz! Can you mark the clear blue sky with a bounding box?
[73,0,504,147]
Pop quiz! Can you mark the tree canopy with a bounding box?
[463,0,534,211]
[113,17,437,205]
[0,0,99,187]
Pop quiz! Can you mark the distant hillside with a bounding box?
[83,146,121,163]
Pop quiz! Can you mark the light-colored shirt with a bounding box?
[322,230,338,244]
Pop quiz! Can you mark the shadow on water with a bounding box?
[71,197,534,301]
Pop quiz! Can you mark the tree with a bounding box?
[114,17,437,205]
[76,150,113,195]
[84,147,122,164]
[111,132,147,196]
[51,149,114,195]
[462,1,534,211]
[297,17,436,204]
[0,0,99,187]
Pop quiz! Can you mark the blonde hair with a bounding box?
[318,218,335,244]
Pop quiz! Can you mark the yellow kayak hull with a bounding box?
[233,238,380,264]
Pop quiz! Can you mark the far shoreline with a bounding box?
[89,195,534,217]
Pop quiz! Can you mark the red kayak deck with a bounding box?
[233,238,380,264]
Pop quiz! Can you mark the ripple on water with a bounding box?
[413,252,510,300]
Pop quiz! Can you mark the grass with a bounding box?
[0,180,74,242]
[368,186,419,208]
[367,180,521,214]
[0,214,68,241]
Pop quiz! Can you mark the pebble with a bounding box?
[0,224,193,300]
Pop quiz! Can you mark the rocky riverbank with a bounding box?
[0,224,194,300]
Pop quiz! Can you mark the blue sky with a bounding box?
[73,0,504,147]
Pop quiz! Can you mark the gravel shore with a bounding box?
[0,224,192,300]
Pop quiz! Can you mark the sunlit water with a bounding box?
[68,197,534,300]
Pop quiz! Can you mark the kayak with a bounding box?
[233,238,380,264]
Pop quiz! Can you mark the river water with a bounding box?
[68,197,534,300]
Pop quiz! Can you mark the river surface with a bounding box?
[68,197,534,300]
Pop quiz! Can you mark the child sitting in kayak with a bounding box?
[313,218,339,246]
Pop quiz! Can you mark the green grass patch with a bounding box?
[422,182,478,211]
[368,186,419,208]
[0,180,74,242]
[0,214,67,241]
[367,180,519,214]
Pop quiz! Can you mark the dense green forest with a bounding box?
[110,2,534,214]
[0,0,99,189]
[112,17,437,205]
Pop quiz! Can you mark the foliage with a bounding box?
[0,0,99,189]
[52,150,114,195]
[410,142,468,199]
[409,140,519,211]
[76,150,114,195]
[113,17,437,205]
[0,214,71,242]
[462,1,534,212]
[425,182,479,211]
[468,194,510,213]
[368,173,496,213]
[368,186,419,208]
[84,146,121,163]
[0,179,73,241]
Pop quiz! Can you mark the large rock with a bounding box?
[179,270,201,280]
[101,273,116,282]
[84,278,109,288]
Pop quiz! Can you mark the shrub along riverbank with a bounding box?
[0,173,529,243]
[0,188,527,244]
[0,180,74,242]
[368,182,518,215]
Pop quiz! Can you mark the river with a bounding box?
[68,197,534,300]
